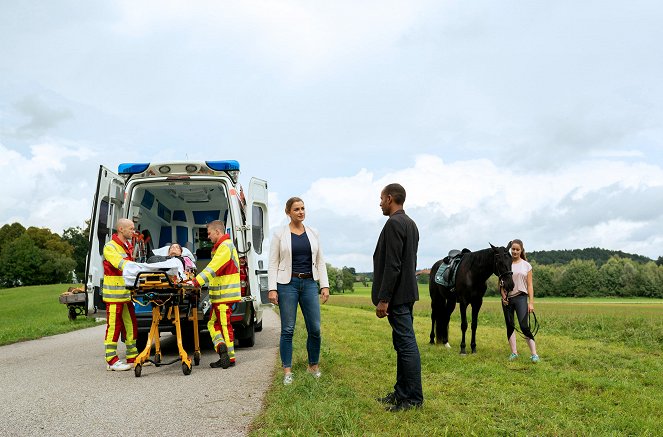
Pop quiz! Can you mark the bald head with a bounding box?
[116,218,135,242]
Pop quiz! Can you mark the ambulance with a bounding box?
[83,160,269,348]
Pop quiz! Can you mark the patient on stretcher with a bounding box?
[122,244,197,286]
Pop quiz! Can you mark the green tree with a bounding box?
[532,262,557,297]
[326,263,342,294]
[598,256,626,296]
[0,226,76,287]
[417,273,430,285]
[341,267,355,292]
[557,259,600,297]
[62,225,90,280]
[0,222,26,248]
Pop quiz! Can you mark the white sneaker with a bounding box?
[107,361,131,371]
[283,373,294,385]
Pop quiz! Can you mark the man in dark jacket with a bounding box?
[372,183,423,412]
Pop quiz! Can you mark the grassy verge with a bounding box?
[251,285,663,436]
[0,284,101,346]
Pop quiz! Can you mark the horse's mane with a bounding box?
[463,247,493,271]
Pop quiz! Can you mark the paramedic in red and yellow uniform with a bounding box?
[191,220,241,369]
[103,218,138,371]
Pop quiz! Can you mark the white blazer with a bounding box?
[268,224,330,291]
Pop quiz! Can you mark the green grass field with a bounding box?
[2,283,662,435]
[251,284,663,436]
[0,284,100,346]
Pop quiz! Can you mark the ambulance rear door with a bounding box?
[245,177,269,307]
[84,165,126,313]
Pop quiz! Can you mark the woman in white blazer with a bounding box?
[268,197,329,385]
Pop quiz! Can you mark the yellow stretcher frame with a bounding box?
[130,271,201,377]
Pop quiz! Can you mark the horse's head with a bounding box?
[490,241,514,292]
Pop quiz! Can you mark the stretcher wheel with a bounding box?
[194,351,201,366]
[134,364,142,378]
[154,353,161,364]
[182,362,191,375]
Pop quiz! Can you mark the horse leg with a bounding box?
[459,301,469,355]
[429,295,437,344]
[470,298,484,353]
[441,294,456,348]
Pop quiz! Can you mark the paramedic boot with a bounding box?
[107,360,131,371]
[210,343,232,369]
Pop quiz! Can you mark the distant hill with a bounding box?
[528,247,654,266]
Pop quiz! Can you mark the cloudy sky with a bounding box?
[1,1,662,271]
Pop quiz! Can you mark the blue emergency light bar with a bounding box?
[118,160,240,175]
[206,160,240,171]
[118,163,150,174]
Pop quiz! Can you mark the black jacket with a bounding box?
[372,210,419,306]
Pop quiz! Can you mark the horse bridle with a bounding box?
[494,251,513,288]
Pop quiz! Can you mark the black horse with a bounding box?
[429,242,515,354]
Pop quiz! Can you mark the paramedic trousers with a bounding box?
[104,302,138,365]
[208,303,236,363]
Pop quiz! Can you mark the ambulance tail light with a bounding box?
[239,256,249,297]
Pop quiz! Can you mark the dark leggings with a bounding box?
[502,294,534,340]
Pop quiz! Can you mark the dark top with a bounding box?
[291,232,313,274]
[372,210,419,306]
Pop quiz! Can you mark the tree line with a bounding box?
[0,222,89,288]
[3,220,662,298]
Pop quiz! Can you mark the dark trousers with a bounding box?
[502,294,534,339]
[387,303,423,404]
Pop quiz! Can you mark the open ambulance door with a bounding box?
[84,165,126,313]
[246,177,270,308]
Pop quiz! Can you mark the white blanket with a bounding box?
[122,258,184,287]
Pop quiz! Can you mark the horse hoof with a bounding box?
[471,349,477,354]
[460,351,467,356]
[444,343,451,349]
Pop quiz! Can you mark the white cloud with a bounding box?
[293,154,663,270]
[0,141,96,233]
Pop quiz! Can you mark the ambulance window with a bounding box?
[97,199,110,256]
[252,205,264,254]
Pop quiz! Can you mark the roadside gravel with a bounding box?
[0,308,279,437]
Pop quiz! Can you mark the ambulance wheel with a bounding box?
[68,307,77,321]
[134,364,142,378]
[194,351,201,366]
[182,362,191,375]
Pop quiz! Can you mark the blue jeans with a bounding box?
[277,277,321,368]
[388,303,423,404]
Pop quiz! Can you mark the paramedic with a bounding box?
[103,218,138,371]
[190,220,241,368]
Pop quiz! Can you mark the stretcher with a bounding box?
[129,271,201,377]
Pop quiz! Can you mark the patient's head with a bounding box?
[168,243,183,257]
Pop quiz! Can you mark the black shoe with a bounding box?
[210,359,235,368]
[376,392,398,405]
[211,344,231,369]
[385,400,422,412]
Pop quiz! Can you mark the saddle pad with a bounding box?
[434,262,452,287]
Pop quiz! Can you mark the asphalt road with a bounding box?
[0,308,280,437]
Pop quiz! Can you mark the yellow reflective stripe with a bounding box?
[203,266,216,278]
[210,291,241,298]
[104,293,131,299]
[209,283,241,291]
[103,284,127,291]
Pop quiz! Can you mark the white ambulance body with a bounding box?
[84,160,269,347]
